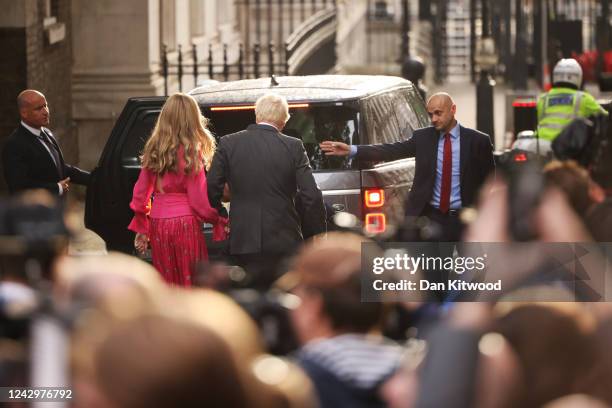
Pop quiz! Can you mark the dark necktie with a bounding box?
[39,130,63,178]
[439,133,452,213]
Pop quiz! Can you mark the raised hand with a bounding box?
[319,141,350,156]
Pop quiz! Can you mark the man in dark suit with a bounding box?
[321,92,495,242]
[2,90,90,196]
[207,93,326,288]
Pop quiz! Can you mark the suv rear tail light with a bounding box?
[514,152,528,162]
[364,188,385,208]
[512,100,537,108]
[365,213,386,234]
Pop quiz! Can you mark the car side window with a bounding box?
[361,88,429,149]
[289,106,358,171]
[120,111,159,167]
[361,92,403,146]
[394,89,427,140]
[401,87,430,129]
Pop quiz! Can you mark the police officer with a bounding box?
[537,58,607,141]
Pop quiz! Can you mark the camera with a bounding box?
[0,192,71,389]
[496,149,546,241]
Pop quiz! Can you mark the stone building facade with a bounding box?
[0,0,391,192]
[0,0,75,191]
[71,0,241,169]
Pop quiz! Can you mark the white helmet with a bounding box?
[552,58,583,88]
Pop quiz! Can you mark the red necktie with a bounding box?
[439,133,452,213]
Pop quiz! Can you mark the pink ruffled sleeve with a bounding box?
[186,169,228,241]
[128,168,155,234]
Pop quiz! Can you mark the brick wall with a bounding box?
[0,28,27,148]
[0,27,27,193]
[26,0,76,164]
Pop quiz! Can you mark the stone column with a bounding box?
[336,0,368,73]
[175,0,191,47]
[71,0,163,169]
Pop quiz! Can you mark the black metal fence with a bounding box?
[160,42,290,95]
[432,0,448,84]
[236,0,337,56]
[160,0,338,95]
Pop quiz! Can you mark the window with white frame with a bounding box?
[43,0,58,26]
[43,0,65,44]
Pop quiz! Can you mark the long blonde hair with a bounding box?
[141,93,216,174]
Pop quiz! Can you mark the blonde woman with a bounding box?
[128,93,227,287]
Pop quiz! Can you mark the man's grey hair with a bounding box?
[255,93,290,125]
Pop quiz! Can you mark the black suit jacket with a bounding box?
[207,124,326,255]
[357,125,495,217]
[2,124,90,195]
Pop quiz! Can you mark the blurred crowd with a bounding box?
[3,81,612,408]
[2,150,612,408]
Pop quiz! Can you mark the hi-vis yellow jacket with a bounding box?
[536,87,607,141]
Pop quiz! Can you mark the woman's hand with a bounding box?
[212,217,229,242]
[134,233,149,254]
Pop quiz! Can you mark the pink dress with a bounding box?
[128,153,226,287]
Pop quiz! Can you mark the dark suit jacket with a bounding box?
[207,124,326,255]
[2,124,90,195]
[357,125,495,217]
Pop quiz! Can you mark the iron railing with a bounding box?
[160,0,338,95]
[161,42,291,95]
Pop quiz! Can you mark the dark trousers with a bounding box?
[420,204,464,242]
[231,252,288,290]
[417,204,465,301]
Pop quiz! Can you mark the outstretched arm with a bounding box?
[128,168,155,234]
[320,137,417,162]
[186,169,220,224]
[319,141,351,156]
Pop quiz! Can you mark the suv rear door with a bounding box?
[85,97,166,252]
[359,87,429,233]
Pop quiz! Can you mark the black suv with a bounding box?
[85,75,429,253]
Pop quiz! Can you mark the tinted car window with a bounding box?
[120,111,158,166]
[362,92,402,146]
[361,88,429,146]
[205,105,359,170]
[120,104,359,171]
[395,89,429,136]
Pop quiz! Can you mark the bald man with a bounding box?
[2,90,90,195]
[320,92,494,241]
